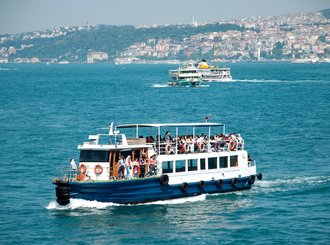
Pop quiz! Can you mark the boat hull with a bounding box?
[53,175,258,205]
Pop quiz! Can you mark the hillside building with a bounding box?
[87,52,108,63]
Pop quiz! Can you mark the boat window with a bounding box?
[208,157,217,169]
[162,161,173,173]
[188,159,198,171]
[230,156,238,167]
[80,150,110,162]
[220,156,228,168]
[200,158,206,170]
[176,160,186,172]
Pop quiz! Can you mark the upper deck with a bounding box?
[79,122,244,156]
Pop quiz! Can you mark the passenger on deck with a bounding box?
[118,156,125,179]
[132,158,139,177]
[177,136,185,153]
[148,155,156,175]
[70,158,77,170]
[229,134,237,151]
[164,131,172,143]
[125,155,132,178]
[139,157,146,178]
[219,134,226,149]
[237,134,244,149]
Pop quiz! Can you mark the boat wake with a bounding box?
[152,84,169,88]
[46,194,207,211]
[232,79,329,83]
[143,194,206,205]
[233,79,283,83]
[0,67,18,71]
[46,199,120,211]
[152,83,209,88]
[252,175,330,194]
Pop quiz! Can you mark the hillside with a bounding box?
[320,8,330,19]
[1,23,245,62]
[1,9,330,63]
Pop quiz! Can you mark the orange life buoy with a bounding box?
[76,173,85,181]
[165,144,172,155]
[229,140,235,151]
[199,143,205,152]
[94,164,103,175]
[79,164,87,174]
[184,143,190,153]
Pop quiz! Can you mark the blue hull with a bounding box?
[54,176,256,205]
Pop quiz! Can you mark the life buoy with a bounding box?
[199,143,205,152]
[159,175,169,185]
[198,180,205,189]
[94,164,103,175]
[229,140,235,151]
[165,144,172,155]
[180,182,188,192]
[79,164,87,174]
[216,179,224,188]
[184,143,190,153]
[76,173,85,181]
[231,178,238,187]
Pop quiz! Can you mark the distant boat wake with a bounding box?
[152,83,209,88]
[232,79,328,83]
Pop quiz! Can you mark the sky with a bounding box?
[0,0,329,34]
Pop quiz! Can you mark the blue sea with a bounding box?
[0,62,329,244]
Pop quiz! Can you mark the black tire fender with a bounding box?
[231,178,238,187]
[159,175,169,185]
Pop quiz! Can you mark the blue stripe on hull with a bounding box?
[55,177,253,204]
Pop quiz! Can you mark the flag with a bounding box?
[205,114,211,122]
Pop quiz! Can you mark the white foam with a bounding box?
[252,175,330,195]
[46,194,207,210]
[143,194,206,205]
[233,79,328,84]
[151,84,169,88]
[46,199,120,211]
[151,84,209,88]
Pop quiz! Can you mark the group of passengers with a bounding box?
[151,131,244,153]
[117,154,157,179]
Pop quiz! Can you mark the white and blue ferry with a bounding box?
[53,122,262,205]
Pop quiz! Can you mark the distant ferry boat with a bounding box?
[168,62,203,86]
[198,60,233,81]
[53,121,262,205]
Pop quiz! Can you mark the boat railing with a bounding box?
[56,164,161,182]
[56,166,78,181]
[157,139,244,155]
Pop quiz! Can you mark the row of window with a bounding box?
[162,156,238,174]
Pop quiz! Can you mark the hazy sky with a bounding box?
[1,0,329,34]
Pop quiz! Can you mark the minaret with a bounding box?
[257,41,261,61]
[192,16,198,27]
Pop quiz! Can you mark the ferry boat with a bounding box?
[53,122,262,205]
[168,62,203,86]
[198,60,232,81]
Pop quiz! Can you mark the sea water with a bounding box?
[0,63,329,244]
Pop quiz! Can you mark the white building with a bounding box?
[87,52,108,63]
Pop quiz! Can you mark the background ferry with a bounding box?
[168,62,202,86]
